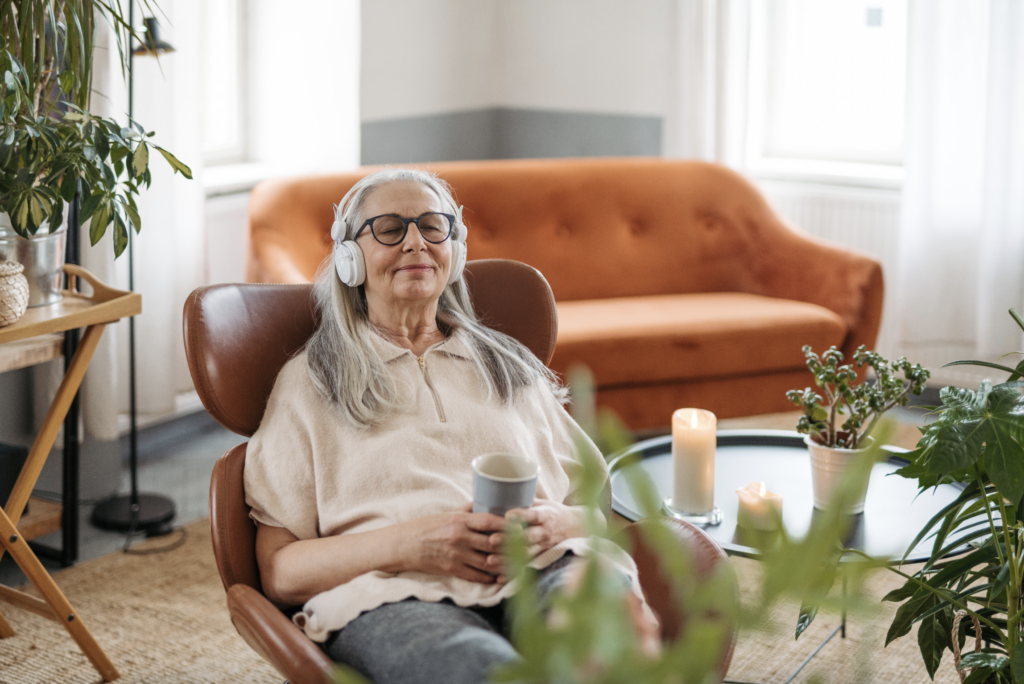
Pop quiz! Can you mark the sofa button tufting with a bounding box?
[629,222,644,235]
[556,225,571,238]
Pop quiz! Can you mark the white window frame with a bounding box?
[740,0,907,189]
[202,0,248,167]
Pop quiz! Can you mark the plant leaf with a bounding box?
[960,652,1009,670]
[882,578,918,603]
[153,145,193,179]
[131,141,148,177]
[887,591,936,646]
[113,210,128,257]
[1012,638,1024,683]
[917,614,945,679]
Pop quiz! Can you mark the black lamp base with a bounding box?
[91,493,176,537]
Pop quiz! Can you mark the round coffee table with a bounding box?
[610,429,971,563]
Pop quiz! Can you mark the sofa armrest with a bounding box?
[226,583,336,684]
[740,214,884,360]
[626,517,736,681]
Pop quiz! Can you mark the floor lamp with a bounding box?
[91,11,177,538]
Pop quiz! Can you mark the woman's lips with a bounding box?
[397,264,432,273]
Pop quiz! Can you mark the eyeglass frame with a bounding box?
[352,212,456,246]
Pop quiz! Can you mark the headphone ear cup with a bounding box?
[334,241,366,287]
[447,239,467,285]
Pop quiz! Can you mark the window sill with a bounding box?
[203,162,298,198]
[746,157,904,191]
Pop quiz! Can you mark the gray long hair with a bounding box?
[306,168,566,428]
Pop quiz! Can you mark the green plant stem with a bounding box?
[860,392,910,445]
[996,494,1020,662]
[979,467,1008,569]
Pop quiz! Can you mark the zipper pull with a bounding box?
[418,356,425,370]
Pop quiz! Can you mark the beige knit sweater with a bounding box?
[244,329,643,642]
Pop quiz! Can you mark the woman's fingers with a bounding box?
[455,562,499,584]
[465,512,507,533]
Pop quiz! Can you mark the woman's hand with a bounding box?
[503,498,594,558]
[394,503,508,584]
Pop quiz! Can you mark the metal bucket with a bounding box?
[0,213,66,307]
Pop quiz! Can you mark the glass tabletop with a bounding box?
[610,430,973,563]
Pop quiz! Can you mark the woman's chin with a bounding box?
[392,281,443,304]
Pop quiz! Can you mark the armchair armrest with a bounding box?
[626,517,736,681]
[226,583,336,684]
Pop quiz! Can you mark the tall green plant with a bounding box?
[0,0,190,254]
[881,309,1024,683]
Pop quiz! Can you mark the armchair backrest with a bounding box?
[183,258,558,592]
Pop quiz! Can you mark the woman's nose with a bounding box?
[401,223,428,251]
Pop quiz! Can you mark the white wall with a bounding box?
[361,0,674,121]
[496,0,673,115]
[361,0,499,121]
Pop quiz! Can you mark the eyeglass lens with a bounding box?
[371,213,452,245]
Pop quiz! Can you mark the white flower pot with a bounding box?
[805,434,875,514]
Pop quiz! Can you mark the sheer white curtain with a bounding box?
[663,0,748,165]
[897,0,1024,377]
[75,0,205,440]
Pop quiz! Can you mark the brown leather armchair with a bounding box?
[183,259,735,684]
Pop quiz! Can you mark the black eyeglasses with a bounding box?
[353,212,455,246]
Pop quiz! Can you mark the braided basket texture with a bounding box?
[0,260,29,326]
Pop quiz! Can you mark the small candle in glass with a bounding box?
[736,481,784,531]
[671,408,717,513]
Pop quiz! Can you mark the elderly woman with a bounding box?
[244,168,655,684]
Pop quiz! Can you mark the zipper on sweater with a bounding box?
[418,355,446,422]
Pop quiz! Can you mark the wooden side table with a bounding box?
[0,264,140,682]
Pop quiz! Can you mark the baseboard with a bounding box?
[120,409,224,463]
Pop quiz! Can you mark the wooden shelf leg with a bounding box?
[0,510,119,681]
[0,324,106,570]
[0,606,15,638]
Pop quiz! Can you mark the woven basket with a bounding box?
[0,260,29,326]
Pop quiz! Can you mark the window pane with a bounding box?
[760,0,907,165]
[202,0,243,159]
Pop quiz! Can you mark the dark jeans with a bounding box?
[322,554,576,684]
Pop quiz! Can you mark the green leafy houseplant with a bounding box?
[0,1,191,256]
[879,309,1024,683]
[788,345,930,449]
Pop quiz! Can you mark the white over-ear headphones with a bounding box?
[331,202,468,288]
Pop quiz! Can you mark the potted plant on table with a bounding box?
[878,309,1024,683]
[787,345,930,513]
[0,1,191,306]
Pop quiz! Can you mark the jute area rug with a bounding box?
[0,521,281,684]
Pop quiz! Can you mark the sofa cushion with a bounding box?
[550,293,847,386]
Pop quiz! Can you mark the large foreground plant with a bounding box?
[881,309,1024,683]
[0,1,190,255]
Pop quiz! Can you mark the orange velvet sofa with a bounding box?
[246,157,883,431]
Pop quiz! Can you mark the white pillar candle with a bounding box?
[671,408,717,513]
[736,481,784,531]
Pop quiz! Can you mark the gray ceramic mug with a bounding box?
[471,452,539,517]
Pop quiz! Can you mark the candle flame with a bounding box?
[691,411,698,428]
[759,482,766,496]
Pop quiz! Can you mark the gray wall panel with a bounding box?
[361,110,496,165]
[494,108,661,159]
[361,108,662,165]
